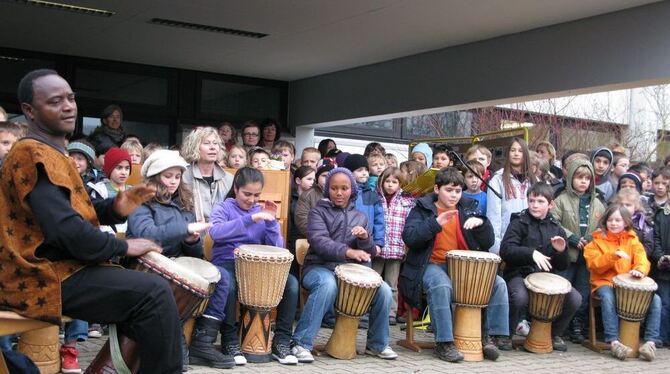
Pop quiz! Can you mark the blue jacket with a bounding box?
[127,200,202,259]
[354,182,385,248]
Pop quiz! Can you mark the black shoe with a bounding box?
[482,336,500,361]
[552,335,567,352]
[568,319,585,344]
[272,342,298,365]
[221,342,247,365]
[434,342,464,362]
[189,318,235,369]
[493,336,513,351]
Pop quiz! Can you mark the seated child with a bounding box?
[584,204,661,361]
[400,167,510,363]
[500,183,581,352]
[292,167,398,362]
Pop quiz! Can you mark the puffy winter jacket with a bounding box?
[652,208,670,281]
[354,182,385,249]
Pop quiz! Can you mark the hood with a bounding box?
[411,143,433,168]
[565,158,597,197]
[590,146,613,178]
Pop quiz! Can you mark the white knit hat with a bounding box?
[141,150,189,178]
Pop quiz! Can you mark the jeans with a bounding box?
[596,285,662,343]
[64,320,88,343]
[0,335,14,351]
[292,266,392,351]
[372,258,401,318]
[215,261,299,346]
[557,256,590,320]
[507,275,582,336]
[200,265,230,321]
[658,279,670,344]
[422,263,509,342]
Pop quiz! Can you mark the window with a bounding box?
[0,55,55,96]
[75,68,169,106]
[83,117,170,146]
[199,79,282,123]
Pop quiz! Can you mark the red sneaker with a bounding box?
[60,345,82,374]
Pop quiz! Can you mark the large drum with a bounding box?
[85,251,213,373]
[325,263,383,359]
[613,274,657,358]
[446,250,501,361]
[235,245,293,363]
[523,273,572,353]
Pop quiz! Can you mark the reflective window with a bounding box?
[75,68,168,106]
[83,117,170,146]
[0,55,55,95]
[200,79,281,122]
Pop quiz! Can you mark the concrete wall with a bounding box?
[289,1,670,129]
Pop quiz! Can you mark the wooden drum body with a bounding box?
[523,273,571,353]
[18,325,60,374]
[446,250,501,362]
[325,263,382,359]
[85,252,211,374]
[235,245,293,363]
[613,274,657,358]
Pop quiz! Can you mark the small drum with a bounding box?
[85,252,212,373]
[523,273,572,353]
[235,245,293,363]
[18,325,60,374]
[325,263,383,359]
[613,274,658,358]
[446,250,501,361]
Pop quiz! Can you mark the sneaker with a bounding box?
[434,342,464,362]
[568,319,585,344]
[60,345,81,374]
[611,341,632,361]
[482,336,500,361]
[365,346,398,360]
[272,342,298,365]
[552,335,567,352]
[221,343,247,365]
[290,344,314,363]
[493,336,513,351]
[639,341,656,361]
[515,320,530,337]
[88,324,103,338]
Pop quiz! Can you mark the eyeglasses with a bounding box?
[244,133,259,137]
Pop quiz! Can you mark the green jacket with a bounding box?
[551,159,605,262]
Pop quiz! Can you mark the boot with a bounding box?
[568,317,585,344]
[189,317,235,369]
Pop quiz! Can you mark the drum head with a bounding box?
[174,257,221,283]
[334,263,382,288]
[446,249,501,263]
[236,245,294,262]
[524,273,571,295]
[613,273,658,291]
[138,251,210,292]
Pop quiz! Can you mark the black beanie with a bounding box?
[343,154,369,173]
[617,171,642,193]
[315,164,334,180]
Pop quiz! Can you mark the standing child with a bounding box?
[486,137,533,254]
[609,152,630,191]
[616,189,654,258]
[374,167,415,324]
[552,159,606,344]
[584,204,661,361]
[272,140,296,173]
[385,153,398,168]
[399,160,426,187]
[288,166,316,274]
[0,121,21,166]
[465,144,493,192]
[410,143,432,168]
[367,153,387,190]
[652,198,670,347]
[227,144,247,169]
[249,147,270,169]
[90,147,132,200]
[300,147,321,169]
[344,154,385,254]
[462,159,487,215]
[649,167,670,215]
[432,144,452,169]
[590,147,615,202]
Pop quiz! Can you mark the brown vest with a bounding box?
[0,139,99,324]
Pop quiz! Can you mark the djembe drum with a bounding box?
[235,245,293,363]
[85,251,213,373]
[523,273,572,353]
[446,250,501,361]
[613,274,658,358]
[325,263,383,359]
[18,325,60,374]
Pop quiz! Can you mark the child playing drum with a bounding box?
[584,204,662,361]
[292,167,398,362]
[401,167,510,362]
[500,183,582,352]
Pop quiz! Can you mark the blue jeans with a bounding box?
[422,263,509,342]
[213,261,299,346]
[658,279,670,344]
[0,335,14,351]
[292,266,392,351]
[596,285,662,343]
[201,265,230,321]
[64,319,88,343]
[557,256,590,319]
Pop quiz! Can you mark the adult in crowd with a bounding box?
[318,138,336,158]
[260,118,281,150]
[218,122,237,151]
[88,104,126,155]
[241,120,262,152]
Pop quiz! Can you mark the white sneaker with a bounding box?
[233,354,247,366]
[290,344,314,363]
[365,346,398,360]
[516,320,530,337]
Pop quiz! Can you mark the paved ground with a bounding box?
[75,325,670,374]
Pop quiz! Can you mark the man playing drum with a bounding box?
[401,167,511,362]
[0,69,183,373]
[500,183,582,351]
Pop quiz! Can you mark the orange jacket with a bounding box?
[584,229,650,292]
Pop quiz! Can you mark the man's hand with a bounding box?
[125,239,162,257]
[113,184,156,218]
[346,249,371,262]
[550,236,567,252]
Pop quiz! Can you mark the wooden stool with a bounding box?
[396,302,434,352]
[295,239,310,310]
[583,294,610,352]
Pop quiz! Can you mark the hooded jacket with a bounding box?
[590,147,614,202]
[410,143,433,168]
[652,207,670,281]
[552,159,606,263]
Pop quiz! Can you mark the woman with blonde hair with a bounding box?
[535,140,563,180]
[181,126,234,222]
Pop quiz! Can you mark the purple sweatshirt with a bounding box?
[208,197,283,265]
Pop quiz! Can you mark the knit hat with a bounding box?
[343,154,368,173]
[411,143,433,168]
[141,150,189,178]
[67,141,95,165]
[335,151,350,168]
[315,164,334,180]
[590,147,613,163]
[323,167,358,201]
[617,171,642,193]
[103,147,132,177]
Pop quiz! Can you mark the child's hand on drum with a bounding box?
[252,212,276,222]
[436,210,458,226]
[188,221,212,234]
[126,239,162,257]
[550,236,566,252]
[463,217,483,230]
[532,250,552,271]
[351,226,369,240]
[629,269,644,278]
[346,248,371,262]
[615,250,631,260]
